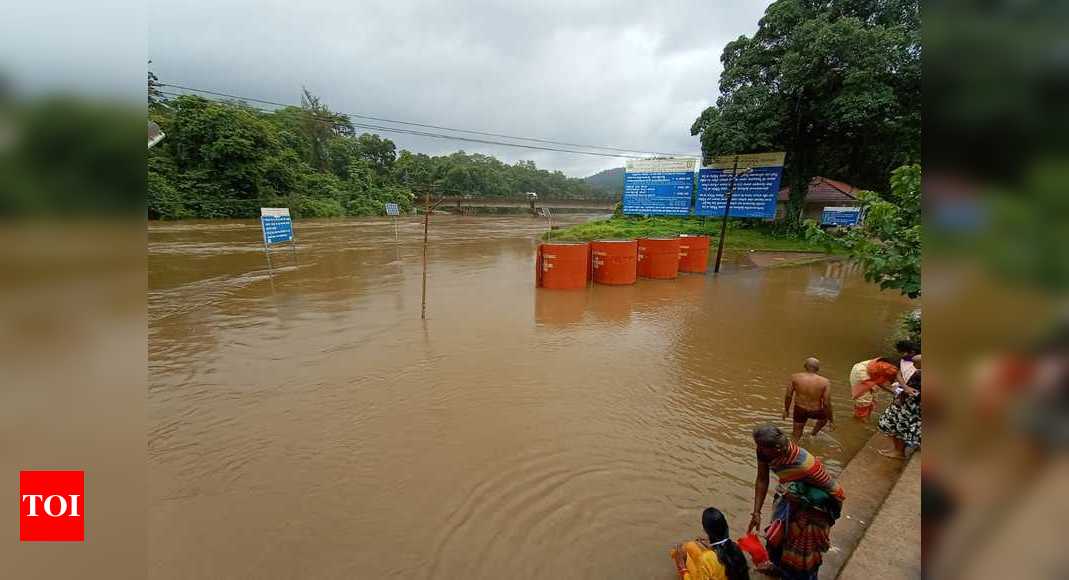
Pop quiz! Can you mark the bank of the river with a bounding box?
[545,216,838,253]
[820,433,918,579]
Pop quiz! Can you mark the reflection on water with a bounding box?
[149,215,910,579]
[804,261,868,299]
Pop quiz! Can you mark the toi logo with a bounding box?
[19,470,84,542]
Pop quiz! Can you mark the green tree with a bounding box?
[355,133,397,174]
[148,64,163,108]
[393,151,435,188]
[690,0,920,228]
[809,164,920,297]
[146,91,610,219]
[298,88,354,170]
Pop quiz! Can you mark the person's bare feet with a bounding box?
[878,449,906,459]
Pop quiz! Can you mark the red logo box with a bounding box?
[19,470,84,542]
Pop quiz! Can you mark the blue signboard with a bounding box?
[820,206,862,226]
[385,202,400,216]
[622,158,696,216]
[695,153,786,219]
[260,208,293,244]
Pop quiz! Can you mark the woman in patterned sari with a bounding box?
[878,354,922,458]
[747,425,845,580]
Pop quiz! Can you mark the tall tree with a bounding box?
[299,87,353,170]
[355,133,397,174]
[147,63,163,108]
[690,0,920,228]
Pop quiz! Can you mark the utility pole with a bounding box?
[419,185,447,320]
[421,187,430,320]
[713,155,740,274]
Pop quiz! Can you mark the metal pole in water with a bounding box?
[421,188,430,320]
[264,240,274,275]
[713,155,740,274]
[263,237,276,292]
[393,216,401,262]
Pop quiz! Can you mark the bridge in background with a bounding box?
[437,196,617,212]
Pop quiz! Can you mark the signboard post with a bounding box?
[260,208,294,277]
[422,192,430,319]
[385,202,401,244]
[713,156,743,274]
[541,207,553,240]
[695,152,786,273]
[622,158,696,216]
[820,206,862,227]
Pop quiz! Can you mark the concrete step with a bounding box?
[817,434,914,579]
[836,453,921,579]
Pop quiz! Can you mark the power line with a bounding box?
[346,121,653,159]
[157,90,649,159]
[158,82,697,159]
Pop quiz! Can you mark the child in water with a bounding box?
[670,507,750,580]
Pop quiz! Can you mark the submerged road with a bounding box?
[148,215,910,579]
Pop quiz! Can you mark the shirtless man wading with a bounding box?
[784,357,834,440]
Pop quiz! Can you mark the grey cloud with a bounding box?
[149,0,772,176]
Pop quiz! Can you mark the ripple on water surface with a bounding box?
[148,216,910,579]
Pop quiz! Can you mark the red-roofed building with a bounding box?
[776,177,861,221]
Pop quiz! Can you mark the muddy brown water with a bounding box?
[148,215,910,579]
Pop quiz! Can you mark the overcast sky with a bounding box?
[148,1,772,177]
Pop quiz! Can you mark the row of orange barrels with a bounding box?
[536,235,710,289]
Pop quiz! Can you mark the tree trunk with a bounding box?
[786,152,809,231]
[788,173,808,229]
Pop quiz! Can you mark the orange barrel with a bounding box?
[536,242,590,289]
[591,240,638,285]
[678,234,711,273]
[637,237,681,279]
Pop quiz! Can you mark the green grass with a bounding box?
[545,216,838,253]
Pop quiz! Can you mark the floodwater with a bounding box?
[148,215,910,579]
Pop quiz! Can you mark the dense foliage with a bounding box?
[808,164,921,298]
[1,97,143,216]
[690,0,920,228]
[148,92,613,219]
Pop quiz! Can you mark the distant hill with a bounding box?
[584,167,624,195]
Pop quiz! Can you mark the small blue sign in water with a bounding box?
[821,206,862,226]
[260,208,293,244]
[623,158,696,216]
[385,202,400,216]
